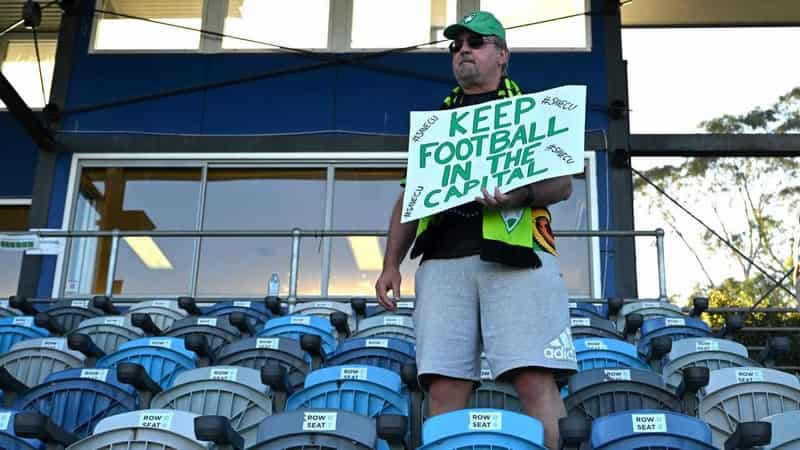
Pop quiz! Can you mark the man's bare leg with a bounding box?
[511,367,566,450]
[427,375,474,416]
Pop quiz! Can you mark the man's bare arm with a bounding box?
[375,191,418,311]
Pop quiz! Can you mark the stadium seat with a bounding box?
[0,409,49,449]
[569,302,605,320]
[258,315,339,355]
[417,408,547,449]
[0,297,23,318]
[214,336,311,393]
[574,338,649,371]
[293,300,357,328]
[590,409,716,449]
[132,314,242,354]
[661,337,758,389]
[178,296,273,331]
[698,366,800,447]
[150,365,271,447]
[68,315,144,355]
[614,300,684,332]
[569,316,622,340]
[13,368,138,438]
[0,338,87,406]
[352,315,415,343]
[124,299,187,332]
[11,296,118,336]
[0,316,49,353]
[96,337,197,389]
[761,410,800,449]
[563,367,708,422]
[326,337,415,374]
[351,297,415,319]
[65,409,230,450]
[637,317,712,361]
[285,365,409,422]
[247,408,392,450]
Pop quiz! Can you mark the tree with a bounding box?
[634,87,800,360]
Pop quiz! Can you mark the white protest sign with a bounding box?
[402,85,586,222]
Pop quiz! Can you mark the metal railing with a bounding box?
[27,228,668,304]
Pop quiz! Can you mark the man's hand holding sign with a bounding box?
[401,86,586,222]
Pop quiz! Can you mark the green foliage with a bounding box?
[635,87,800,365]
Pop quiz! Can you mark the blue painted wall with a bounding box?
[0,113,38,198]
[17,0,623,297]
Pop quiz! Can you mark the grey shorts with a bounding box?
[413,252,578,388]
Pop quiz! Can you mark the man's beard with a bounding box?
[455,61,482,87]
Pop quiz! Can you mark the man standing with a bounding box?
[375,11,578,449]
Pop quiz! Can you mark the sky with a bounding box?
[622,27,800,303]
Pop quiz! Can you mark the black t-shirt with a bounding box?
[421,91,499,261]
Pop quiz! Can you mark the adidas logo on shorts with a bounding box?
[544,328,577,362]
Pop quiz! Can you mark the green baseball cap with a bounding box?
[444,10,506,41]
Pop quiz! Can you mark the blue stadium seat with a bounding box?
[699,366,800,447]
[418,409,546,449]
[0,298,23,318]
[352,315,415,343]
[637,317,711,359]
[569,302,605,319]
[286,365,409,421]
[661,337,757,389]
[569,316,622,340]
[574,338,649,371]
[151,365,271,447]
[591,409,716,449]
[0,409,46,449]
[215,336,311,391]
[66,409,216,450]
[326,337,415,374]
[258,315,338,355]
[249,409,391,450]
[13,368,138,438]
[97,337,197,389]
[0,317,49,353]
[68,315,144,355]
[762,410,800,449]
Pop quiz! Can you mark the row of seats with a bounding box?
[0,294,796,449]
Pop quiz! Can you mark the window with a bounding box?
[91,0,589,52]
[64,167,202,296]
[59,157,598,298]
[0,40,57,109]
[92,0,204,50]
[0,202,30,296]
[328,168,417,296]
[196,168,327,297]
[480,0,589,49]
[350,0,457,49]
[222,0,330,50]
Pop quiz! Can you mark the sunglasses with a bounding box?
[448,35,494,53]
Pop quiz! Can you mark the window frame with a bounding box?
[88,0,591,54]
[0,35,59,111]
[54,151,600,299]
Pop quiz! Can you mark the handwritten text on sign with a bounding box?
[402,85,586,222]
